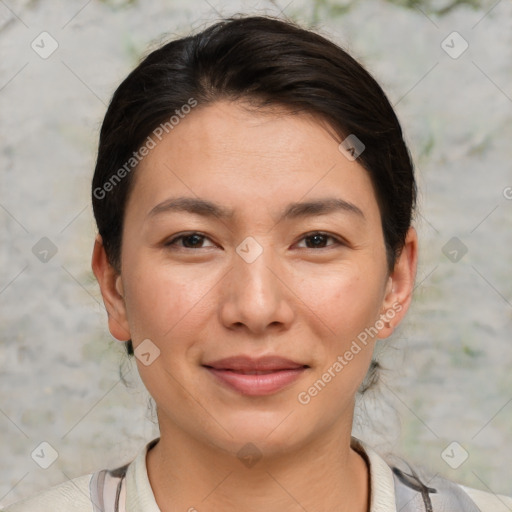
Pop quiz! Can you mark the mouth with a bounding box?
[214,369,298,375]
[203,355,308,371]
[202,355,309,396]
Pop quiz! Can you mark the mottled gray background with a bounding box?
[1,0,511,507]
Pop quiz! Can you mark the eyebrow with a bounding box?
[147,196,365,223]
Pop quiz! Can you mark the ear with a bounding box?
[377,226,418,339]
[91,233,131,341]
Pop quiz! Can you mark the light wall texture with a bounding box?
[1,0,511,507]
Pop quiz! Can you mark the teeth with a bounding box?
[227,369,289,374]
[243,371,276,375]
[211,367,306,373]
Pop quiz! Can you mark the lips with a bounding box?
[203,356,309,396]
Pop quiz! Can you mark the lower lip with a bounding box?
[205,367,307,396]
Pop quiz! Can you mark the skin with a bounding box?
[92,99,418,512]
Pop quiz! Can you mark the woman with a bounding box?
[4,14,511,512]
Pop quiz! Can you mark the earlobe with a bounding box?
[91,234,131,342]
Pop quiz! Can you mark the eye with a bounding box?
[164,232,216,249]
[295,232,343,249]
[164,231,343,251]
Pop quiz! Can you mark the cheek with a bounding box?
[296,269,381,407]
[121,256,209,343]
[295,261,385,341]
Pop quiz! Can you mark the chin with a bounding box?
[210,409,307,454]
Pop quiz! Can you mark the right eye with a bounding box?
[164,232,216,250]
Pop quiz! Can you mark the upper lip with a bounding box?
[203,355,308,372]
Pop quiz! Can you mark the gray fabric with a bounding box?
[89,464,128,512]
[392,461,482,512]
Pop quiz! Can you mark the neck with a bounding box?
[146,419,370,512]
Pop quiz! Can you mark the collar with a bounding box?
[351,436,397,511]
[125,436,397,512]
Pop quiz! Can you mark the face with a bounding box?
[94,100,416,458]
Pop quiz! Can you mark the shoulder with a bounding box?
[352,437,512,512]
[389,455,512,512]
[1,473,94,512]
[460,484,512,512]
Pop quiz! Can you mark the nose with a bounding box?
[219,242,295,335]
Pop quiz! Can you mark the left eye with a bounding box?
[296,232,341,249]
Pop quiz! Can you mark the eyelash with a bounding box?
[164,231,344,251]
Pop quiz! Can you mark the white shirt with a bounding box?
[3,437,511,511]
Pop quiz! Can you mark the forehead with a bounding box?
[126,100,380,225]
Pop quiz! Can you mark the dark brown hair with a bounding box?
[92,14,416,358]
